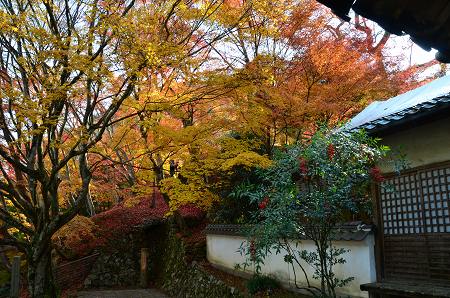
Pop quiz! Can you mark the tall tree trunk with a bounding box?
[27,243,55,298]
[154,164,164,185]
[151,154,165,185]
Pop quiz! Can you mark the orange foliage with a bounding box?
[52,216,99,259]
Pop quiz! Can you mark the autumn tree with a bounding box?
[51,0,440,225]
[0,0,245,296]
[321,4,440,91]
[102,0,439,217]
[145,0,410,211]
[85,1,251,214]
[99,67,271,214]
[0,1,146,295]
[212,0,438,154]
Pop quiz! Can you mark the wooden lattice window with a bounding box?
[380,166,450,235]
[379,163,450,284]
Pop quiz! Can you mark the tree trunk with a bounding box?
[27,244,55,298]
[174,210,188,234]
[154,165,164,185]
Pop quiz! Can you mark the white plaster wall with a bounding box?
[206,234,376,298]
[378,116,450,172]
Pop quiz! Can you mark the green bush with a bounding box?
[246,275,280,295]
[236,127,399,297]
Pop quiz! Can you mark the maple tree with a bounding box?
[322,5,441,91]
[0,0,248,296]
[87,0,255,201]
[0,0,436,295]
[99,0,438,216]
[211,0,439,156]
[160,134,273,214]
[0,1,146,295]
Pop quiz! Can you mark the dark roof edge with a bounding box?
[204,223,374,241]
[353,96,450,135]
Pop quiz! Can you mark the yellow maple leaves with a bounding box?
[158,134,271,214]
[160,177,220,214]
[220,151,272,172]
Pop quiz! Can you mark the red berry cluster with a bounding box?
[369,166,385,182]
[258,196,270,210]
[298,157,308,175]
[327,143,335,160]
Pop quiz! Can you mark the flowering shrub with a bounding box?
[235,127,394,297]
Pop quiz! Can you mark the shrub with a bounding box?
[236,127,398,297]
[246,275,280,295]
[52,215,99,259]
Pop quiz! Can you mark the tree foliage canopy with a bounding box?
[0,0,437,296]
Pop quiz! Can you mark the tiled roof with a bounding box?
[347,75,450,132]
[355,96,450,131]
[204,223,374,241]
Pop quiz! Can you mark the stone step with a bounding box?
[77,289,169,298]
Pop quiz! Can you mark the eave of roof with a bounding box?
[355,96,450,133]
[204,223,374,241]
[316,0,450,63]
[346,75,450,133]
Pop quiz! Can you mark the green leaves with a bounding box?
[234,126,392,296]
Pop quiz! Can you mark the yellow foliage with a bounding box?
[123,196,143,208]
[159,134,271,214]
[160,177,220,215]
[53,216,97,242]
[2,199,32,240]
[220,151,272,172]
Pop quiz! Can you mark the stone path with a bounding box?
[77,289,169,298]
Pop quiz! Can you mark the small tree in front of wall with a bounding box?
[236,127,389,297]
